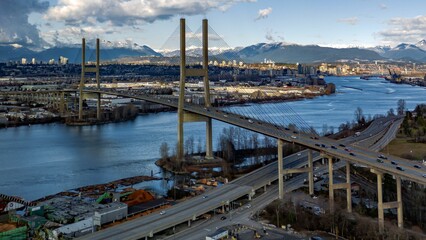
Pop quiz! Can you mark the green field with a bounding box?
[385,136,426,161]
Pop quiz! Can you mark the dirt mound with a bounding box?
[124,190,154,207]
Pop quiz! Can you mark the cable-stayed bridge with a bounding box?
[2,18,425,238]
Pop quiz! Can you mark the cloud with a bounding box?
[45,0,255,26]
[42,26,116,47]
[0,0,49,47]
[378,15,426,45]
[337,17,359,25]
[265,29,284,43]
[255,7,272,21]
[379,3,387,10]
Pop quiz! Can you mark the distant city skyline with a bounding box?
[2,0,426,50]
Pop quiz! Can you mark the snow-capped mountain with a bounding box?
[235,42,383,63]
[374,42,426,61]
[158,46,236,57]
[415,39,426,51]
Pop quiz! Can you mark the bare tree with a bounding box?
[354,107,364,124]
[159,142,169,160]
[397,99,406,115]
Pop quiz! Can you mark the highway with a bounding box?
[5,89,424,238]
[78,115,412,240]
[88,89,426,184]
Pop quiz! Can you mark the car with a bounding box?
[396,166,404,171]
[293,130,298,134]
[291,135,297,139]
[284,127,290,130]
[220,216,227,220]
[331,145,337,149]
[223,114,228,117]
[391,161,398,165]
[248,119,254,123]
[160,211,166,215]
[312,195,318,199]
[378,154,388,159]
[246,204,251,209]
[414,165,421,169]
[202,195,208,199]
[315,143,321,147]
[377,158,384,163]
[310,136,319,140]
[321,144,327,148]
[339,144,346,147]
[345,148,351,152]
[349,152,355,156]
[423,174,426,178]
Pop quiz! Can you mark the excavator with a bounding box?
[386,68,402,83]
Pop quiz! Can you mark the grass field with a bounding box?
[385,135,426,161]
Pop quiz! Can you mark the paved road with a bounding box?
[6,89,426,182]
[78,115,415,240]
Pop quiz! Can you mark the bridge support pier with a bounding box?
[345,161,352,213]
[177,18,212,161]
[205,118,213,159]
[371,169,404,232]
[328,156,334,213]
[96,93,101,120]
[278,139,284,200]
[396,176,403,229]
[327,158,352,213]
[308,149,314,195]
[188,220,191,227]
[59,92,65,116]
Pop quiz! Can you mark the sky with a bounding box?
[2,0,426,50]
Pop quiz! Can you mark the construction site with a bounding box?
[0,174,228,239]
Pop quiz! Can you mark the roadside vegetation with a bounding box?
[262,198,421,239]
[387,103,426,160]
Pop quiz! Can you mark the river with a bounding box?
[1,76,425,200]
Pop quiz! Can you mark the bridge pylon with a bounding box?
[177,18,213,161]
[79,38,102,121]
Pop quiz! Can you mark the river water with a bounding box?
[1,76,426,200]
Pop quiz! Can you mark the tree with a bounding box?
[354,107,364,124]
[397,99,406,115]
[159,142,169,160]
[387,108,395,116]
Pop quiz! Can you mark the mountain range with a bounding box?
[2,40,426,64]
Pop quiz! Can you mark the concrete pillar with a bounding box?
[205,118,213,159]
[264,185,267,192]
[97,93,101,120]
[79,38,85,120]
[202,20,213,160]
[177,18,186,161]
[376,172,384,232]
[396,176,403,229]
[59,92,65,116]
[328,156,334,213]
[346,161,352,213]
[308,149,314,195]
[96,38,101,121]
[278,139,284,199]
[188,220,191,227]
[202,19,210,107]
